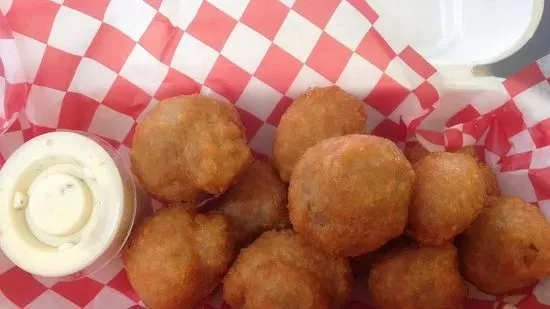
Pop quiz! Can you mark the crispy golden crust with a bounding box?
[289,135,415,256]
[216,160,289,247]
[122,206,235,309]
[243,261,330,309]
[404,144,479,165]
[273,86,367,182]
[453,147,501,198]
[452,146,479,161]
[131,95,252,202]
[368,243,467,309]
[459,197,550,295]
[223,229,352,309]
[405,143,500,199]
[478,163,501,198]
[408,152,486,245]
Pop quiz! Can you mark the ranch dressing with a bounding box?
[0,131,137,278]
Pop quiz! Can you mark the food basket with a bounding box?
[0,0,549,308]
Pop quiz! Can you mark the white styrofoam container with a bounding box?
[369,0,544,88]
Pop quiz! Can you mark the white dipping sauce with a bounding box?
[0,132,136,277]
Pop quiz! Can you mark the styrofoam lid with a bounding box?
[369,0,544,67]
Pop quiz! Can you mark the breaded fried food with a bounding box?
[123,205,234,309]
[273,86,367,182]
[459,197,550,295]
[216,160,289,247]
[131,95,252,202]
[478,163,501,197]
[223,229,352,309]
[405,143,500,198]
[368,243,467,309]
[453,146,501,198]
[408,152,486,245]
[243,261,331,309]
[289,135,415,256]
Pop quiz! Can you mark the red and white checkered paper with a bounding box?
[0,0,548,308]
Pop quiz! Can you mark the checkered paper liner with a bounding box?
[0,0,548,308]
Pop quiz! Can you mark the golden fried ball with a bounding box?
[273,86,367,182]
[289,135,415,256]
[368,243,466,309]
[405,143,500,199]
[459,197,550,295]
[131,95,252,202]
[408,152,486,245]
[123,205,234,309]
[242,261,331,309]
[223,229,352,309]
[215,160,289,247]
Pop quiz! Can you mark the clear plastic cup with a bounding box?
[0,130,150,280]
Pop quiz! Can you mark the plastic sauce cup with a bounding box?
[0,131,149,280]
